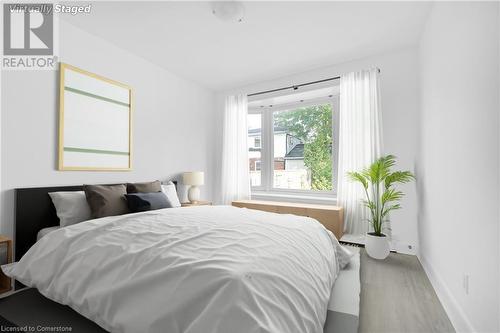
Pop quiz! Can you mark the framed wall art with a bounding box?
[58,63,133,171]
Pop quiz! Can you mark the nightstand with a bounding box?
[0,236,12,294]
[181,201,212,207]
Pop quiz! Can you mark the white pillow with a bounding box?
[161,182,181,208]
[49,191,92,227]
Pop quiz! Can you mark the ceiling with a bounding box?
[63,1,431,91]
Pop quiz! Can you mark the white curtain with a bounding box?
[337,68,384,235]
[220,94,251,205]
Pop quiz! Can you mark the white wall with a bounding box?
[418,3,499,332]
[0,20,216,237]
[215,48,421,253]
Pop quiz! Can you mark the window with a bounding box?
[254,137,261,148]
[274,104,333,190]
[247,87,339,197]
[247,113,262,187]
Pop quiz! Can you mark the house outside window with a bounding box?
[247,114,262,187]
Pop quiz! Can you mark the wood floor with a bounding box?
[358,250,455,333]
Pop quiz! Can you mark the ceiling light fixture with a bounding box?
[211,1,245,23]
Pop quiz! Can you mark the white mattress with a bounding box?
[4,206,342,333]
[36,226,60,241]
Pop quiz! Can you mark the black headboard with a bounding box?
[15,181,177,261]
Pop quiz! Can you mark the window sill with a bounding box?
[251,191,337,205]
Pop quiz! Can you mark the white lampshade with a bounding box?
[183,172,204,186]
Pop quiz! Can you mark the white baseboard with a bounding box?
[417,254,475,333]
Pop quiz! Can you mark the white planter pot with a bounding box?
[365,233,390,260]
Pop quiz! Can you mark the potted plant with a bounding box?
[348,155,415,259]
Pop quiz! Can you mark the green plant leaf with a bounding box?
[347,171,368,189]
[382,189,404,204]
[347,154,415,231]
[385,170,415,189]
[381,204,401,218]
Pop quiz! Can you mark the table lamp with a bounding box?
[183,171,204,204]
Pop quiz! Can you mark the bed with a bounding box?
[2,185,357,333]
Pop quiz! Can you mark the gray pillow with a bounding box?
[84,184,128,218]
[126,180,162,193]
[125,192,172,213]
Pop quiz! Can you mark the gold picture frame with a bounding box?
[58,63,133,171]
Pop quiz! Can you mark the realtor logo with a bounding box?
[3,3,53,56]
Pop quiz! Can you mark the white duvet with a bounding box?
[3,206,342,333]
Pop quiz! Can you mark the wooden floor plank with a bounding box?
[358,250,455,333]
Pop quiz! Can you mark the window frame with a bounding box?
[247,111,265,190]
[248,95,340,199]
[254,136,261,148]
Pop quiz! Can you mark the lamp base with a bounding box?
[187,186,200,204]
